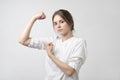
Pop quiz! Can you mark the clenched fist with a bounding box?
[45,42,54,57]
[34,11,46,20]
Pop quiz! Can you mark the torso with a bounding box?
[45,36,81,80]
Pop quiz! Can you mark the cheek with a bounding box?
[61,23,67,29]
[63,24,71,30]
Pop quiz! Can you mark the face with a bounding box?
[53,15,72,36]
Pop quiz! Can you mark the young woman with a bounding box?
[19,9,87,80]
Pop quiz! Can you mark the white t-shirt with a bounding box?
[28,36,87,80]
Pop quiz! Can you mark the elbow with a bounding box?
[18,40,24,45]
[18,39,26,45]
[66,68,75,77]
[18,39,30,46]
[67,72,74,77]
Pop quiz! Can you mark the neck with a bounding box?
[61,31,73,42]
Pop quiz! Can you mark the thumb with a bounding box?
[49,42,54,46]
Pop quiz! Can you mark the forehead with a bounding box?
[53,15,64,22]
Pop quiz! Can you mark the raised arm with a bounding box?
[18,12,46,46]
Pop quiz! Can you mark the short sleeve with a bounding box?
[28,37,54,50]
[68,39,87,73]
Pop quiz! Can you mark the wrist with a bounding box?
[31,16,37,22]
[48,52,54,58]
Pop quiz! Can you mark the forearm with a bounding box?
[19,17,36,44]
[49,54,75,76]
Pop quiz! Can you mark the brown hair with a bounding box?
[52,9,74,31]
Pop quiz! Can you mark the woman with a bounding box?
[19,9,87,80]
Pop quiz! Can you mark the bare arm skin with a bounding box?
[19,11,75,76]
[45,43,75,76]
[18,12,46,46]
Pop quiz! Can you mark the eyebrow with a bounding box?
[53,19,64,23]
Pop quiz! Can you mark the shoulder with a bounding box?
[73,37,87,44]
[71,37,87,49]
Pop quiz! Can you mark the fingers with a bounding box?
[45,42,54,48]
[39,12,46,19]
[34,11,46,20]
[45,42,54,52]
[48,42,54,46]
[45,42,54,56]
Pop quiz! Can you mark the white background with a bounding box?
[0,0,120,80]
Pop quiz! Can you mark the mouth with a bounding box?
[57,29,63,32]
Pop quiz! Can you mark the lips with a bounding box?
[58,29,63,32]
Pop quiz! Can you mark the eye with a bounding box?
[60,20,64,23]
[53,22,57,26]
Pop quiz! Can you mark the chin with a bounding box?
[58,33,67,37]
[57,31,61,34]
[57,31,67,36]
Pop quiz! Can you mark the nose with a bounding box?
[56,23,61,28]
